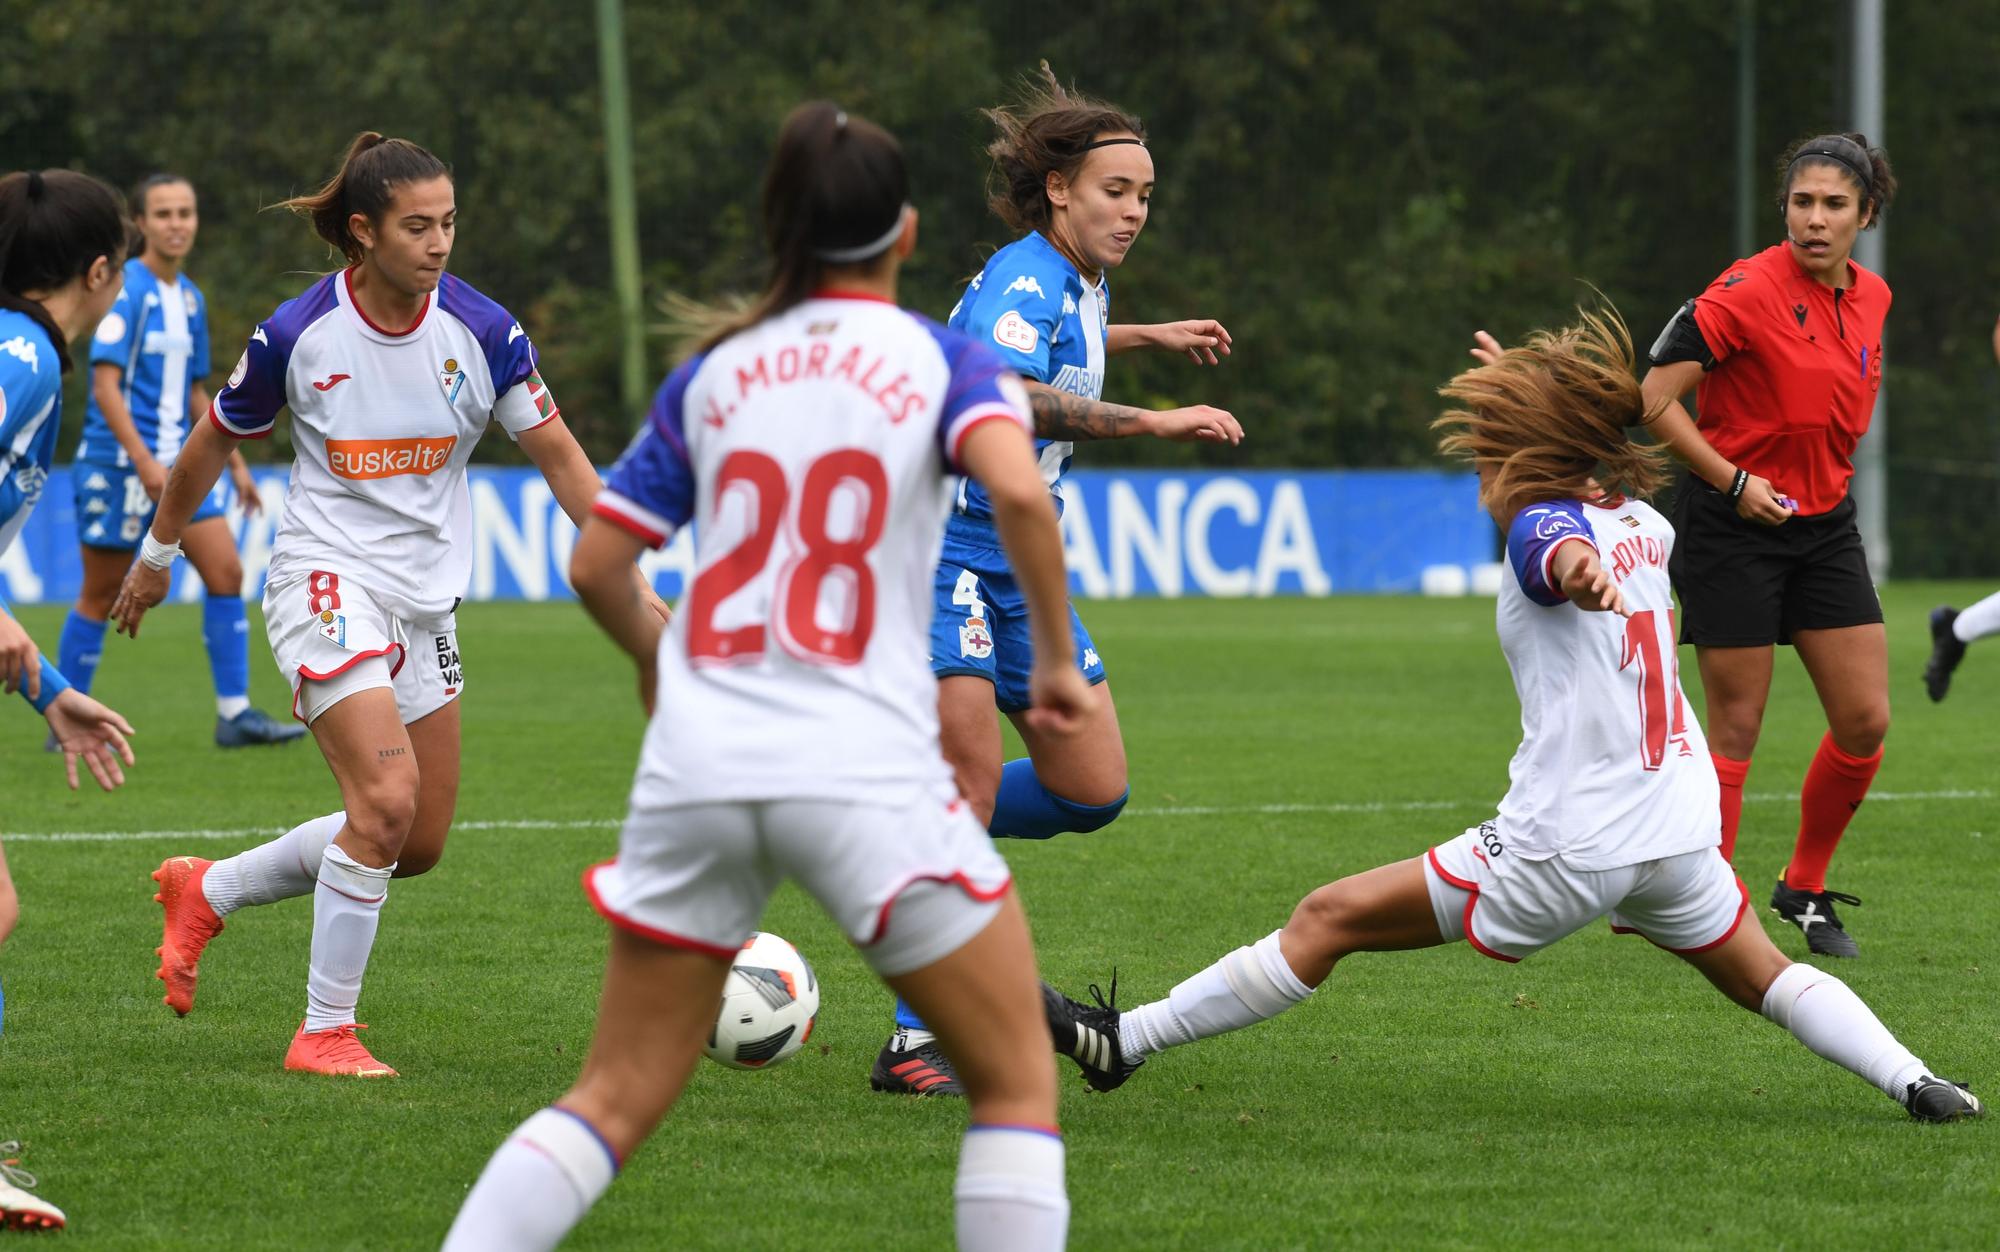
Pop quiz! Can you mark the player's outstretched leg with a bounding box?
[151,813,343,1016]
[1049,857,1442,1089]
[1680,915,1983,1122]
[0,1141,65,1232]
[1924,607,1967,703]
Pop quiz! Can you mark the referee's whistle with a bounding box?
[1778,497,1799,511]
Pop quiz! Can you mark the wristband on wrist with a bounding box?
[1727,468,1749,502]
[139,531,183,570]
[26,656,69,714]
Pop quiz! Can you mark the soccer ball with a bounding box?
[703,931,820,1070]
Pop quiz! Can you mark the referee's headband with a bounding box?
[1787,139,1873,200]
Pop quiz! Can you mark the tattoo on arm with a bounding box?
[1027,387,1147,441]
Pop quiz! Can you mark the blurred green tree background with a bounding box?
[7,0,1997,572]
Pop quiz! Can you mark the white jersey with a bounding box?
[210,269,558,616]
[1495,496,1719,871]
[593,294,1032,806]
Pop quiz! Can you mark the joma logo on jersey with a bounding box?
[1004,275,1048,300]
[326,435,457,480]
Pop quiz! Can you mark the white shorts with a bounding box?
[1423,821,1747,963]
[263,571,464,725]
[584,782,1012,978]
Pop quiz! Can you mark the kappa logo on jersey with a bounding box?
[326,435,457,480]
[83,497,108,515]
[959,616,994,659]
[82,471,108,492]
[1003,275,1048,301]
[434,633,463,695]
[993,310,1039,354]
[1082,647,1100,670]
[439,357,467,403]
[0,335,39,372]
[1062,291,1077,318]
[312,373,352,392]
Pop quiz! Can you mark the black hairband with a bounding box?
[1083,137,1146,151]
[1788,146,1873,199]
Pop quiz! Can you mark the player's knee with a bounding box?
[204,561,244,599]
[345,779,419,856]
[1831,706,1888,756]
[1287,882,1360,961]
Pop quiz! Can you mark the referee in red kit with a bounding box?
[1639,132,1897,959]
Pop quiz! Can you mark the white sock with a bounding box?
[203,813,344,917]
[955,1124,1068,1252]
[1952,591,2000,643]
[1761,962,1930,1104]
[893,1027,936,1052]
[215,694,251,720]
[304,844,392,1033]
[1119,930,1313,1063]
[442,1106,619,1252]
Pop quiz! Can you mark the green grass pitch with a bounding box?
[1,586,1995,1249]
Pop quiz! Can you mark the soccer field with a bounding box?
[2,588,1995,1249]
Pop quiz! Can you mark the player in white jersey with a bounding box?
[58,172,300,749]
[1040,311,1982,1124]
[112,132,662,1078]
[0,165,143,1236]
[445,104,1085,1252]
[877,62,1247,1095]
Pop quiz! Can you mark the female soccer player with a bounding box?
[59,172,301,748]
[1638,133,1896,958]
[875,62,1244,1096]
[444,103,1083,1252]
[1042,313,1981,1125]
[0,164,149,1237]
[113,132,658,1077]
[1922,313,2000,702]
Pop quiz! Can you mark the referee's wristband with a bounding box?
[138,531,183,570]
[1727,468,1749,502]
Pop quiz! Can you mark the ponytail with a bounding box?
[279,132,451,263]
[0,168,128,373]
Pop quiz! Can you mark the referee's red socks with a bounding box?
[1785,732,1883,892]
[1712,752,1752,862]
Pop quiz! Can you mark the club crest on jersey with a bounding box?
[1004,275,1048,300]
[440,357,467,403]
[317,611,348,648]
[959,616,994,660]
[228,349,249,389]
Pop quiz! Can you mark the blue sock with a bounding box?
[894,997,927,1032]
[203,594,251,705]
[58,610,108,697]
[989,758,1128,839]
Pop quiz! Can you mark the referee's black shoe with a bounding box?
[1924,606,1967,703]
[1770,879,1862,958]
[1905,1076,1985,1123]
[1042,976,1143,1092]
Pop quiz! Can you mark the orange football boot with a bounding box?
[283,1022,398,1077]
[152,855,225,1016]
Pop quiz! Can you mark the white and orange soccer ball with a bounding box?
[703,931,819,1070]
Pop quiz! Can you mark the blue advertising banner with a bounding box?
[0,467,1491,605]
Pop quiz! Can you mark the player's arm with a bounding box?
[0,595,133,789]
[958,418,1089,733]
[1107,319,1232,365]
[1547,538,1627,616]
[1023,379,1242,445]
[519,416,669,623]
[1640,294,1790,525]
[108,416,235,638]
[186,381,262,516]
[91,363,170,500]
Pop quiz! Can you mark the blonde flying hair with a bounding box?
[1433,306,1667,514]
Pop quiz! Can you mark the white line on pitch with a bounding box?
[3,788,1988,844]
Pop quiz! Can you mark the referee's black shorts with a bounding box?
[1668,482,1883,647]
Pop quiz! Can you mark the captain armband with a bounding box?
[1647,300,1718,371]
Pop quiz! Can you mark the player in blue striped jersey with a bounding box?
[58,174,300,749]
[875,65,1245,1093]
[0,167,143,1233]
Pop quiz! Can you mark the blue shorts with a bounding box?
[930,534,1106,714]
[72,462,227,550]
